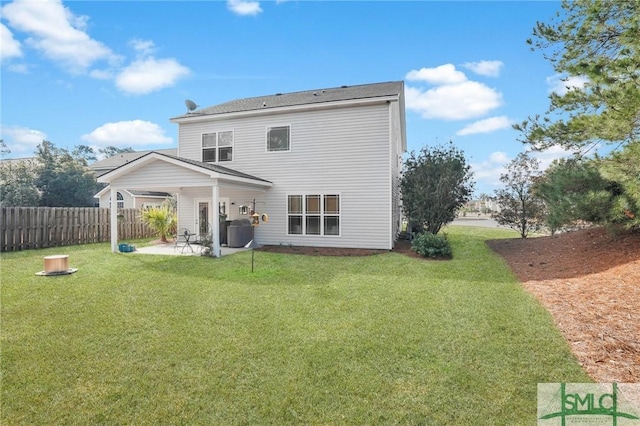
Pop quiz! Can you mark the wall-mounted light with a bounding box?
[239,205,248,215]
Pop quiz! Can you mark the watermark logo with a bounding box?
[538,383,640,425]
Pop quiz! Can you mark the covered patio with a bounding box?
[133,242,249,256]
[97,152,272,257]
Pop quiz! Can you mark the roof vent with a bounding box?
[262,101,267,107]
[341,85,348,88]
[313,92,318,96]
[275,93,282,96]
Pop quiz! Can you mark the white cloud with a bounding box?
[1,0,120,72]
[129,38,155,56]
[462,60,503,77]
[0,125,48,156]
[530,146,575,170]
[547,74,589,96]
[227,0,263,16]
[2,2,190,95]
[489,151,510,164]
[81,120,173,147]
[406,81,503,120]
[89,69,113,80]
[405,64,467,85]
[115,58,190,95]
[8,63,29,73]
[471,147,577,193]
[405,63,503,120]
[1,22,23,60]
[456,116,512,136]
[471,151,511,189]
[466,147,575,194]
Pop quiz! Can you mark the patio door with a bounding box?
[195,198,229,237]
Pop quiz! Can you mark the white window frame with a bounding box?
[286,193,341,237]
[266,125,291,152]
[108,191,125,209]
[202,130,234,163]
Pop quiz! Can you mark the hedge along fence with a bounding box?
[0,207,154,252]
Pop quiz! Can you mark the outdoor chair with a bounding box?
[174,228,196,253]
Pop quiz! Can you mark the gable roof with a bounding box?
[90,148,177,176]
[172,81,404,119]
[98,151,272,186]
[159,153,272,183]
[94,187,173,198]
[128,190,173,197]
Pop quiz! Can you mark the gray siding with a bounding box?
[178,103,396,249]
[111,160,215,189]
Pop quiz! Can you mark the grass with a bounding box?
[1,226,590,425]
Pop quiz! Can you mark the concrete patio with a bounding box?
[132,242,249,257]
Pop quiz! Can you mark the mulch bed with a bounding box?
[256,245,386,256]
[257,239,438,260]
[487,227,640,383]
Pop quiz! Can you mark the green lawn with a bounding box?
[1,226,590,425]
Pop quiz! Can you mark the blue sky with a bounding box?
[1,0,582,195]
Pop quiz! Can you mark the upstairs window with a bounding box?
[267,126,290,152]
[202,131,233,162]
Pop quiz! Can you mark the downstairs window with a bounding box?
[287,194,340,236]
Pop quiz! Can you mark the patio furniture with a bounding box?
[175,228,196,253]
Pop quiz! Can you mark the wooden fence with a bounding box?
[0,207,154,252]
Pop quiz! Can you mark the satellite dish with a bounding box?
[185,99,198,113]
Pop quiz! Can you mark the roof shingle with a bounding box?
[175,81,404,118]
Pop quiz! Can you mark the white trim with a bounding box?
[170,96,399,124]
[286,192,341,237]
[110,187,118,253]
[96,187,169,198]
[265,124,292,153]
[194,199,212,236]
[212,185,221,257]
[201,129,234,164]
[388,104,394,250]
[97,152,272,189]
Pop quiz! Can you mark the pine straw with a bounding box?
[487,227,640,383]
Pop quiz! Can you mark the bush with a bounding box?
[140,207,175,243]
[411,232,452,258]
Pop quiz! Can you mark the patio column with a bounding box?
[110,187,118,253]
[211,183,221,257]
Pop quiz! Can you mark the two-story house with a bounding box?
[98,81,406,256]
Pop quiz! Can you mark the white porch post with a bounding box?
[110,187,118,252]
[212,184,221,257]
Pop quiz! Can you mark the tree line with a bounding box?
[0,140,133,207]
[494,0,639,237]
[402,0,639,245]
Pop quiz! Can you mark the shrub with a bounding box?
[411,232,452,258]
[140,207,175,243]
